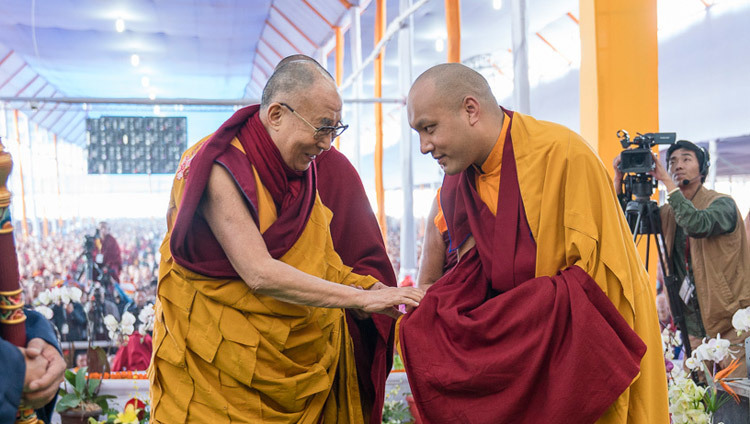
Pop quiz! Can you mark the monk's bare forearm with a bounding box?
[240,256,367,308]
[200,165,371,309]
[199,164,429,316]
[416,196,446,291]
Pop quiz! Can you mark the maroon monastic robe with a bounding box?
[398,112,646,423]
[317,148,397,424]
[169,105,394,422]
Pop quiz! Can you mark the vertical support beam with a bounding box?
[374,0,387,239]
[580,0,659,284]
[445,0,461,62]
[510,0,531,114]
[349,6,364,172]
[335,26,344,150]
[53,133,63,232]
[706,138,718,189]
[27,122,38,237]
[399,0,416,280]
[12,110,28,239]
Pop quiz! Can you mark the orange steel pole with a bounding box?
[302,0,336,29]
[261,38,285,60]
[267,20,303,53]
[271,5,320,49]
[12,110,28,239]
[335,26,344,150]
[256,50,276,71]
[374,0,387,239]
[445,0,461,62]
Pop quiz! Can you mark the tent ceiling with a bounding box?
[0,0,746,161]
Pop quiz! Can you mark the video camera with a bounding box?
[617,130,676,202]
[83,229,100,257]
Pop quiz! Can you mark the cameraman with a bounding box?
[95,221,122,285]
[614,140,750,376]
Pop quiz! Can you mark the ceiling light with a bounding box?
[435,38,445,53]
[153,105,161,115]
[82,103,88,111]
[493,0,503,10]
[130,54,140,67]
[115,18,125,33]
[141,76,150,87]
[149,92,156,100]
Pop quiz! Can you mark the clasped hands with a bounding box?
[19,338,66,410]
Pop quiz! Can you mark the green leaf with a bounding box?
[701,362,716,392]
[87,377,101,396]
[75,367,87,395]
[55,393,82,412]
[94,396,111,412]
[64,369,77,387]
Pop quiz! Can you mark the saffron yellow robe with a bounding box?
[149,138,376,423]
[432,112,669,423]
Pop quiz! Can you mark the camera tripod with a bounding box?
[624,175,693,358]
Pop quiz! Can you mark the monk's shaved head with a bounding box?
[409,63,498,112]
[261,59,336,110]
[274,54,333,78]
[408,63,505,175]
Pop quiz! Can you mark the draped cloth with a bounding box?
[399,110,666,423]
[316,148,398,424]
[150,106,381,423]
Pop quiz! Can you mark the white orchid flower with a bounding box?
[69,287,83,303]
[122,324,135,336]
[121,312,136,326]
[34,305,54,320]
[732,307,750,336]
[103,314,119,331]
[37,290,51,306]
[60,289,71,305]
[50,287,61,303]
[684,357,699,370]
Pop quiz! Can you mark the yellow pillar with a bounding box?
[580,0,659,285]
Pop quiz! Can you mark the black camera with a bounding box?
[617,130,676,174]
[83,229,100,255]
[616,130,676,235]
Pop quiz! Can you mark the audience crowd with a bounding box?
[16,218,163,345]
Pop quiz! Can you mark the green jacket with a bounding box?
[661,185,750,339]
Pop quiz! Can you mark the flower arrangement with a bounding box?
[382,385,413,424]
[56,367,116,421]
[663,312,748,423]
[33,286,83,319]
[88,396,150,424]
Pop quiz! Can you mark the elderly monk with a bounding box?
[279,54,402,424]
[399,63,668,423]
[149,60,423,423]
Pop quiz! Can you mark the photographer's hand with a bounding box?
[612,155,624,194]
[649,153,677,192]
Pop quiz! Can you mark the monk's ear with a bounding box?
[266,103,284,131]
[463,96,480,126]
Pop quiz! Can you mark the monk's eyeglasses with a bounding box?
[280,103,349,140]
